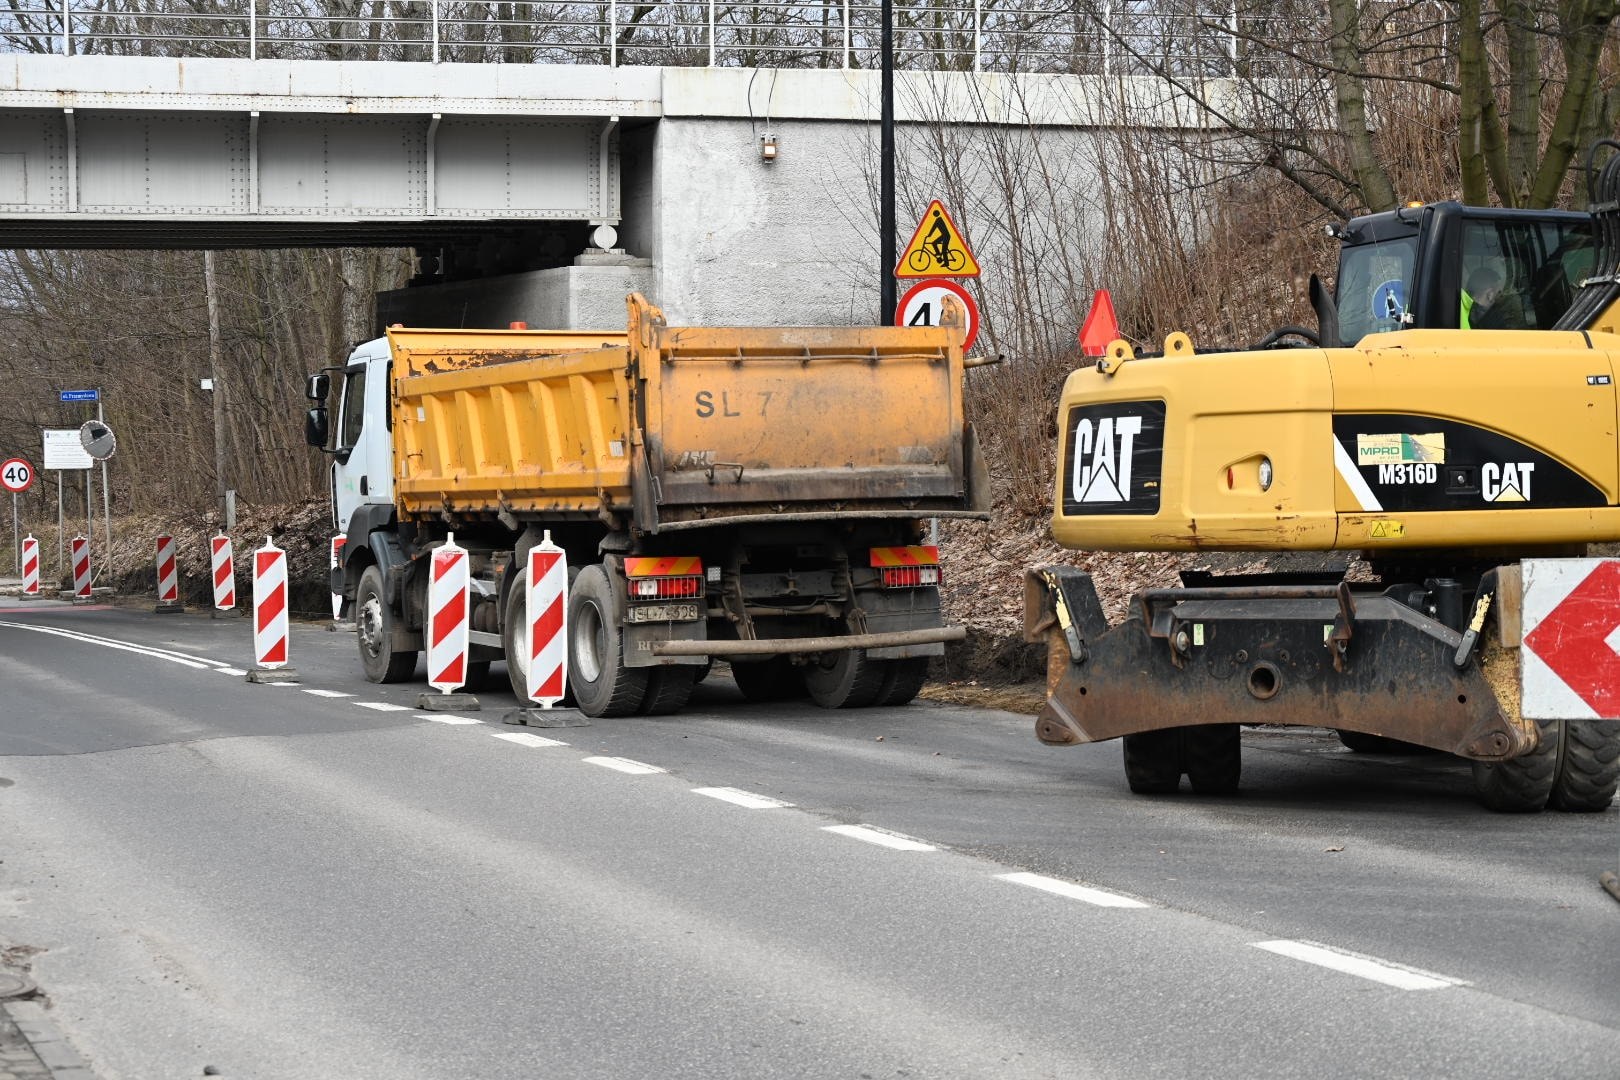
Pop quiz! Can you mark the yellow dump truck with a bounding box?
[304,293,989,716]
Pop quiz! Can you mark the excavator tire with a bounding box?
[1471,717,1557,813]
[1184,724,1242,794]
[1335,730,1434,754]
[1122,730,1183,794]
[1549,718,1620,812]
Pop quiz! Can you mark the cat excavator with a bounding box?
[1025,143,1620,813]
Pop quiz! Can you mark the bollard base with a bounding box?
[211,607,243,620]
[502,707,590,728]
[153,601,185,614]
[70,595,94,605]
[417,692,480,711]
[1602,871,1620,904]
[246,667,299,684]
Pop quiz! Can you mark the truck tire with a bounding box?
[1549,718,1620,812]
[1471,717,1557,812]
[731,657,805,702]
[356,565,417,683]
[1184,724,1241,794]
[1122,730,1182,794]
[568,565,649,717]
[876,658,929,707]
[804,649,886,709]
[639,667,696,716]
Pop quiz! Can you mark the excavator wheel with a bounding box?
[1471,717,1557,813]
[1549,718,1620,812]
[1183,724,1242,795]
[1122,730,1183,794]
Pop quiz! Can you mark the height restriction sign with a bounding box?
[895,200,981,279]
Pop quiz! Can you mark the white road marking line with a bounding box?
[821,824,937,852]
[692,787,794,809]
[355,701,413,712]
[301,689,353,698]
[995,871,1150,908]
[215,667,248,677]
[1251,940,1466,991]
[419,714,484,725]
[584,755,665,775]
[0,622,212,669]
[491,732,568,747]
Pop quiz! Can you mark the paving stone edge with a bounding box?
[1,1000,97,1080]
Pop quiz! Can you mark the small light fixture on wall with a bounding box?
[759,133,778,163]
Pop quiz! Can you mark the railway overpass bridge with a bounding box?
[0,1,1236,326]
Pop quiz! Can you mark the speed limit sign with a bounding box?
[0,457,34,494]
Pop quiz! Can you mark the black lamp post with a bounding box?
[880,0,896,325]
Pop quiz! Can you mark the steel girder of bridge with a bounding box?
[0,54,658,248]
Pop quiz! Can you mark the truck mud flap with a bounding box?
[1024,566,1532,762]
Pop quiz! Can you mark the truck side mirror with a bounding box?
[305,407,330,449]
[306,372,330,401]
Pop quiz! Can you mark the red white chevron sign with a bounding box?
[426,534,470,693]
[1522,558,1620,720]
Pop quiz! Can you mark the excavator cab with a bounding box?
[1327,202,1592,344]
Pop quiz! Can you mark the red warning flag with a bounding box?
[1079,289,1120,357]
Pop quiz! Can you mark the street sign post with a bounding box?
[896,278,980,352]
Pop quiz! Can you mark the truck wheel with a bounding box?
[1122,730,1182,794]
[1183,724,1241,794]
[1549,718,1620,812]
[731,657,805,702]
[1471,717,1557,812]
[568,565,649,717]
[356,565,417,683]
[639,667,697,716]
[876,658,929,707]
[804,649,886,709]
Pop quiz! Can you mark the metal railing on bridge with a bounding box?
[0,0,1266,77]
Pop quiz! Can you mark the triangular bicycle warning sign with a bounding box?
[896,200,981,279]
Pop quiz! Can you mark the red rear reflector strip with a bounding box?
[881,566,941,588]
[630,575,703,600]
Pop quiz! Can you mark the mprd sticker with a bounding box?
[1061,401,1166,516]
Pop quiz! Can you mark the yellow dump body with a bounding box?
[1050,328,1620,551]
[392,295,980,530]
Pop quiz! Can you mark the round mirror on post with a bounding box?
[80,420,118,461]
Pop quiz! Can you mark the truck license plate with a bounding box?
[627,602,700,623]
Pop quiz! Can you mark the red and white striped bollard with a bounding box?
[70,536,91,600]
[20,535,39,597]
[211,533,235,612]
[526,532,568,708]
[249,536,293,680]
[420,533,473,708]
[154,534,182,613]
[330,535,346,621]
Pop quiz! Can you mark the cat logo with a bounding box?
[1071,415,1142,503]
[1061,401,1165,516]
[1482,462,1535,503]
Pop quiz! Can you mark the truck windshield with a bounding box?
[1336,236,1417,343]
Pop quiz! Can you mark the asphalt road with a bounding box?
[1,596,1617,1080]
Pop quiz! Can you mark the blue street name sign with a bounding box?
[59,389,99,402]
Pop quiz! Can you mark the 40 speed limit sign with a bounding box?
[1,457,34,494]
